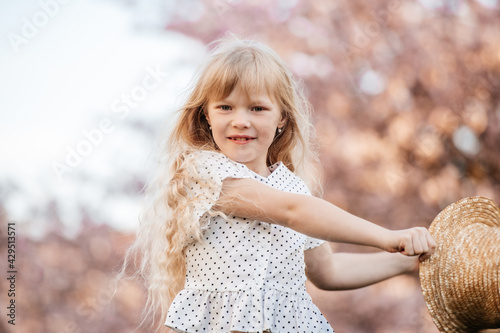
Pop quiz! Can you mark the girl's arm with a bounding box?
[217,178,436,258]
[304,243,418,290]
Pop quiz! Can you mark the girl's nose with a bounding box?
[231,109,250,128]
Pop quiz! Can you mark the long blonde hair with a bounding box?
[121,33,323,331]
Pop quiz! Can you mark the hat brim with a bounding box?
[419,196,500,332]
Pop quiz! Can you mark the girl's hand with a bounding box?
[385,227,437,262]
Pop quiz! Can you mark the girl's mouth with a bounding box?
[228,136,255,141]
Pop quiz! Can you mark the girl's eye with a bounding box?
[252,106,264,112]
[220,105,231,111]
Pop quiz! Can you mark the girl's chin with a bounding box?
[221,151,253,164]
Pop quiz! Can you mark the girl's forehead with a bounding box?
[209,81,278,104]
[226,85,276,101]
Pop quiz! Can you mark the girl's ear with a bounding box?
[204,111,211,125]
[278,112,287,128]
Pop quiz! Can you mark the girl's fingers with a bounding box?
[428,232,438,250]
[408,227,437,261]
[400,227,437,260]
[418,227,431,253]
[412,229,425,255]
[400,231,414,256]
[405,242,414,256]
[420,232,437,261]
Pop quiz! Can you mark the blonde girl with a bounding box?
[125,34,436,333]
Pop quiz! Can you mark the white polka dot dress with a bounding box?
[165,150,334,333]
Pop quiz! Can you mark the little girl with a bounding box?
[125,35,436,333]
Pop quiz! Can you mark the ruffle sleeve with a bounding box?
[186,150,253,230]
[304,236,326,250]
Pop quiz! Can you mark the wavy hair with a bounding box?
[120,33,323,331]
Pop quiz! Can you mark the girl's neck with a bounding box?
[251,165,272,177]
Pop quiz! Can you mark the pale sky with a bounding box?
[0,0,206,238]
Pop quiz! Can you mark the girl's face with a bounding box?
[206,83,286,176]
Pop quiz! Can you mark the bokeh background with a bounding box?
[1,0,500,332]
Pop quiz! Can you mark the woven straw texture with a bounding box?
[420,196,500,332]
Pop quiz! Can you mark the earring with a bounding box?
[278,128,282,134]
[209,125,212,130]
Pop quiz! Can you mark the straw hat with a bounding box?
[419,196,500,332]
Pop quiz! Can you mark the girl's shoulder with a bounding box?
[188,149,228,162]
[187,150,239,170]
[186,149,252,182]
[275,164,312,195]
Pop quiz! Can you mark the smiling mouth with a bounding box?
[228,136,255,141]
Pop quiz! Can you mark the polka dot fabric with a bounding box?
[165,150,333,333]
